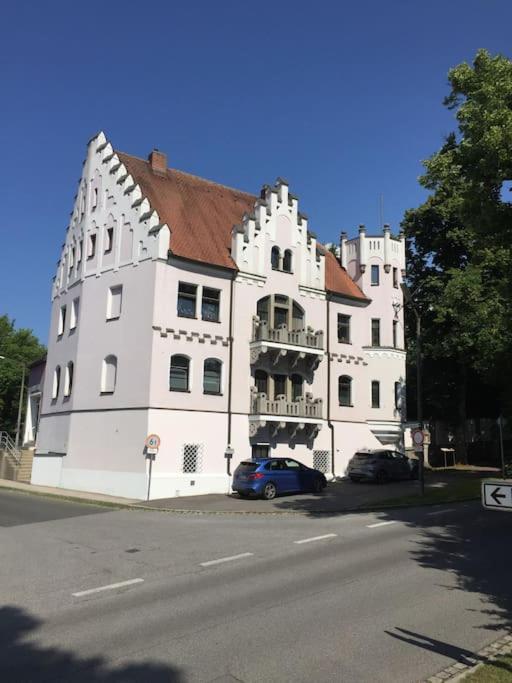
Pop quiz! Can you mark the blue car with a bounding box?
[232,458,327,500]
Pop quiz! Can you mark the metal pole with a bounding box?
[498,415,506,479]
[147,454,153,501]
[415,312,424,495]
[14,364,25,450]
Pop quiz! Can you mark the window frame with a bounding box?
[52,366,61,399]
[271,246,280,270]
[371,380,380,408]
[58,305,67,337]
[177,282,197,319]
[203,358,222,395]
[394,381,401,410]
[70,297,79,331]
[169,354,190,392]
[87,233,97,259]
[371,318,381,347]
[371,264,380,286]
[282,249,293,273]
[338,375,352,407]
[201,287,220,323]
[392,320,398,348]
[337,313,351,344]
[101,355,117,394]
[64,361,74,398]
[393,267,399,288]
[106,285,123,321]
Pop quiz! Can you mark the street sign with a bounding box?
[482,480,512,511]
[412,428,424,452]
[145,433,161,455]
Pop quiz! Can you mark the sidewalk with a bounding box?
[0,469,488,515]
[0,478,138,507]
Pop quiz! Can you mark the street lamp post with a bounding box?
[0,356,26,450]
[400,284,425,496]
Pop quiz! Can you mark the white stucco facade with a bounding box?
[32,132,406,500]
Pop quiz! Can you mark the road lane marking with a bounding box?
[72,578,144,597]
[426,508,456,516]
[294,533,338,545]
[366,521,397,529]
[200,552,254,567]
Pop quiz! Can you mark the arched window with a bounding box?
[101,355,117,393]
[52,366,61,399]
[339,375,352,407]
[271,246,280,270]
[255,295,306,332]
[64,361,74,397]
[203,358,221,394]
[256,296,270,324]
[170,355,189,392]
[254,369,268,395]
[283,249,293,273]
[292,302,304,330]
[291,373,303,401]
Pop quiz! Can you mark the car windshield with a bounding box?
[236,461,259,472]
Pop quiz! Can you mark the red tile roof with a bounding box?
[118,152,367,301]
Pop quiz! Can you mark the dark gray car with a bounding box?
[347,449,418,484]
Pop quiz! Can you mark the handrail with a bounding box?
[252,317,324,350]
[250,392,323,419]
[0,431,21,465]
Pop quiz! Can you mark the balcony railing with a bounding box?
[252,318,324,350]
[250,391,323,419]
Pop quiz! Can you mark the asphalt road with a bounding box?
[0,489,510,682]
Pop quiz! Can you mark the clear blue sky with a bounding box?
[1,0,511,342]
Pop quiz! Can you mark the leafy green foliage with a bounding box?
[403,50,512,454]
[0,316,46,436]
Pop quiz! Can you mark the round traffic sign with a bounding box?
[412,429,424,446]
[145,433,161,450]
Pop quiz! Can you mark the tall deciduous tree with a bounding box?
[0,316,46,437]
[403,50,512,463]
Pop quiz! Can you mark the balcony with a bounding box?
[249,389,323,438]
[250,317,324,369]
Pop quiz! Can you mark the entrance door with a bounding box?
[252,444,270,460]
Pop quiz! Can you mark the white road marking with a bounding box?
[72,578,144,597]
[426,508,456,516]
[200,552,254,567]
[294,533,338,545]
[366,521,397,529]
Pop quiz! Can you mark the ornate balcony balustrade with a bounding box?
[250,390,323,419]
[252,318,324,350]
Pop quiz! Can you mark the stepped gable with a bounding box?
[118,151,366,300]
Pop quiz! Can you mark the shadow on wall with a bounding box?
[274,472,512,635]
[0,605,183,682]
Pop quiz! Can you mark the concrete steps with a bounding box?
[16,449,34,482]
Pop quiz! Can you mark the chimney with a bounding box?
[148,149,167,176]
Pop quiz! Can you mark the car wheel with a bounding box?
[312,478,323,494]
[376,470,388,484]
[262,482,277,500]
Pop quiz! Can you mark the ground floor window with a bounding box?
[313,450,330,473]
[251,444,269,459]
[182,443,203,473]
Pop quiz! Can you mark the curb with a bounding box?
[424,633,512,682]
[0,485,134,510]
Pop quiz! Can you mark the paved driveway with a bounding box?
[139,471,481,515]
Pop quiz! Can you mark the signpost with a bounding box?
[144,434,160,500]
[482,480,512,512]
[412,428,425,496]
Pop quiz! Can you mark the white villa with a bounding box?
[31,132,406,500]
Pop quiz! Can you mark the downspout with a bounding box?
[226,273,235,475]
[326,295,335,478]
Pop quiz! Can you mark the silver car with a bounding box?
[347,449,418,484]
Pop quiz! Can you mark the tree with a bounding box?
[402,50,512,463]
[0,316,46,437]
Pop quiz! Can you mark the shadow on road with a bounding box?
[385,627,512,673]
[0,605,183,682]
[275,472,512,635]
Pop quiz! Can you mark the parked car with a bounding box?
[347,449,418,483]
[232,458,327,500]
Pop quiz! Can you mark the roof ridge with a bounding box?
[116,150,256,200]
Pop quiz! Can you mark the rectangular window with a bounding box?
[88,233,96,259]
[69,247,75,270]
[58,305,66,336]
[77,240,83,267]
[183,444,202,473]
[337,314,351,343]
[392,320,398,348]
[393,267,399,288]
[274,306,288,328]
[177,282,197,318]
[371,319,380,347]
[201,287,220,322]
[395,381,401,410]
[371,380,380,408]
[371,264,380,286]
[70,298,79,330]
[105,227,114,253]
[107,285,122,320]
